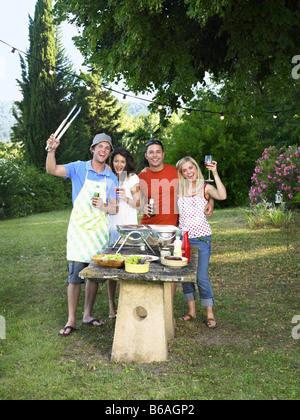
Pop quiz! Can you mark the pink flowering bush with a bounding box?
[249,145,300,207]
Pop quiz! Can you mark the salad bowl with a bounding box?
[92,254,126,268]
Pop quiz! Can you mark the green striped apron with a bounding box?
[67,173,110,263]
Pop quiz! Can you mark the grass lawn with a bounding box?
[0,208,299,400]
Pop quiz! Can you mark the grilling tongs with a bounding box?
[45,105,81,151]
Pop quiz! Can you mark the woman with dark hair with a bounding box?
[107,147,141,318]
[109,147,141,228]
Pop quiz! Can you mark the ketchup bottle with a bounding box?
[181,230,191,263]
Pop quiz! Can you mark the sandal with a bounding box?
[83,318,104,327]
[205,318,218,329]
[58,326,78,336]
[179,313,196,322]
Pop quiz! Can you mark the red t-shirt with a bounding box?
[138,164,179,226]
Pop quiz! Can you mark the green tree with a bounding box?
[54,0,300,109]
[12,0,56,168]
[164,90,262,206]
[56,71,123,164]
[121,113,161,173]
[12,0,123,167]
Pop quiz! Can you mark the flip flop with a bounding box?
[205,318,218,329]
[83,318,104,327]
[58,326,78,336]
[179,313,196,322]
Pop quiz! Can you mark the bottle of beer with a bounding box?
[92,186,100,208]
[149,197,155,217]
[94,185,100,198]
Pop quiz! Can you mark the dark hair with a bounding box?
[109,147,136,175]
[145,139,164,152]
[144,139,164,167]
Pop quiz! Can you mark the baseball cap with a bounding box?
[90,133,114,153]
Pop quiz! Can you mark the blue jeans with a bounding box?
[182,236,214,307]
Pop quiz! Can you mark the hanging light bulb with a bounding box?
[273,112,278,119]
[86,82,91,91]
[158,104,163,110]
[220,112,225,120]
[186,109,192,115]
[122,94,127,102]
[10,48,16,55]
[49,66,54,75]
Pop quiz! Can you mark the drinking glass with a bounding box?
[204,155,214,182]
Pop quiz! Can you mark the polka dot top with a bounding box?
[178,186,212,238]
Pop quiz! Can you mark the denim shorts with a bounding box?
[67,261,88,284]
[181,236,214,307]
[66,261,106,285]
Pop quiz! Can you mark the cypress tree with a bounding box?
[12,0,56,168]
[12,0,123,167]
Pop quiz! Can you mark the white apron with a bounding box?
[67,173,110,263]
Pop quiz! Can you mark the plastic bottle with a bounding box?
[181,230,191,263]
[173,235,182,257]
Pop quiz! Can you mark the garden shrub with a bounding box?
[249,145,300,208]
[240,200,293,229]
[0,157,71,219]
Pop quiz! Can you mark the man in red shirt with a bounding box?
[138,140,213,224]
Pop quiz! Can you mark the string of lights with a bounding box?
[1,38,297,120]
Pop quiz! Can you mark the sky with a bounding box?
[0,0,153,104]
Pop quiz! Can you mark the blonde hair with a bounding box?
[176,156,204,198]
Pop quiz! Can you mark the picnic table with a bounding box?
[79,245,198,363]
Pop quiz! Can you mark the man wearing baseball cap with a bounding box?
[46,132,118,336]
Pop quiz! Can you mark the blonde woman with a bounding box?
[176,156,227,328]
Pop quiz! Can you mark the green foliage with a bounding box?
[53,71,123,165]
[11,1,123,168]
[54,0,300,108]
[240,201,293,229]
[53,0,228,106]
[218,72,300,148]
[0,157,71,219]
[17,0,56,168]
[163,91,262,206]
[0,141,24,162]
[120,113,161,173]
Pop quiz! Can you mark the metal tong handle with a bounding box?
[45,105,81,151]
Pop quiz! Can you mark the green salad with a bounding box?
[125,255,147,265]
[101,253,126,261]
[100,254,148,264]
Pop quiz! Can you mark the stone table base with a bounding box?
[111,281,172,363]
